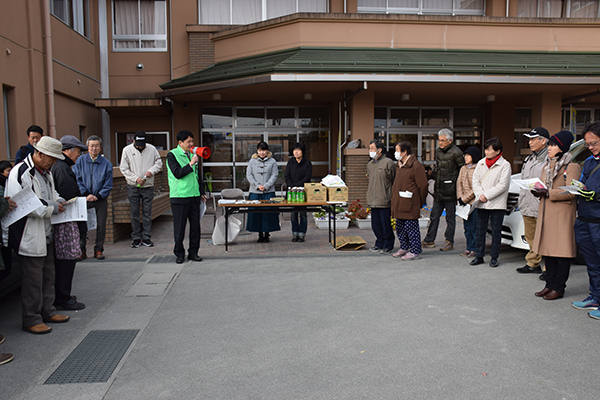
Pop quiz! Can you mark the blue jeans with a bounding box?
[463,209,478,252]
[475,209,504,260]
[575,220,600,303]
[371,207,395,250]
[291,212,307,236]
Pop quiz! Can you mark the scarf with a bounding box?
[485,152,502,169]
[544,152,572,189]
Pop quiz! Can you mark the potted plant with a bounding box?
[313,207,349,230]
[346,199,371,229]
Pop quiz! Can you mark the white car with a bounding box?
[497,139,588,257]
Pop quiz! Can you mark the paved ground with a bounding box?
[0,215,597,399]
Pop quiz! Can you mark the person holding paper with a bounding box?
[50,135,88,311]
[390,142,428,260]
[516,127,549,276]
[470,137,511,268]
[531,131,580,300]
[573,122,600,318]
[456,146,481,258]
[3,136,70,334]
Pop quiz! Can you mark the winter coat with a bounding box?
[391,155,428,220]
[2,155,64,257]
[73,153,113,200]
[472,156,512,210]
[518,147,548,218]
[433,143,464,202]
[456,164,477,205]
[247,152,278,194]
[532,160,581,258]
[284,157,313,188]
[120,143,163,188]
[366,156,396,208]
[577,156,600,222]
[52,156,81,200]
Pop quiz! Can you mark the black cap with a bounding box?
[463,146,481,163]
[549,131,574,153]
[524,127,549,139]
[134,131,146,147]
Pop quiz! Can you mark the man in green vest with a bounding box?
[167,130,206,264]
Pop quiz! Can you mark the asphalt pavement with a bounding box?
[0,217,597,400]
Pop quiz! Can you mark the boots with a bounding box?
[264,232,270,243]
[257,232,264,243]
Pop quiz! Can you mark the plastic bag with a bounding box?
[212,215,242,245]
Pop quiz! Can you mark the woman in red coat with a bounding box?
[391,141,429,260]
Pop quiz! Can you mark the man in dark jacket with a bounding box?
[285,142,313,242]
[14,125,44,164]
[51,135,88,311]
[422,128,465,251]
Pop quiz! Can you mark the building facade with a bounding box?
[2,0,600,201]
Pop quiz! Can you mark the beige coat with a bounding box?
[532,161,581,258]
[456,164,477,205]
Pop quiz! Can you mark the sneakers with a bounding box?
[77,251,87,261]
[94,251,105,260]
[589,309,600,320]
[516,265,542,274]
[572,295,599,310]
[439,240,453,252]
[422,240,435,248]
[55,299,86,311]
[459,250,470,257]
[131,240,141,248]
[401,252,420,261]
[0,352,14,365]
[468,251,476,258]
[141,239,154,247]
[369,246,382,253]
[380,248,393,255]
[392,249,408,258]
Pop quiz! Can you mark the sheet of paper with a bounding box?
[0,187,44,227]
[87,207,97,230]
[51,197,88,224]
[456,204,471,220]
[513,178,546,190]
[558,186,582,195]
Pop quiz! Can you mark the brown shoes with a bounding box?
[22,323,52,334]
[77,251,87,261]
[44,314,70,323]
[94,251,105,260]
[439,240,453,252]
[535,287,552,297]
[422,240,435,248]
[543,290,564,300]
[0,353,14,365]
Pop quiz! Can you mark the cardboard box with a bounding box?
[331,235,367,250]
[327,186,348,202]
[304,183,327,202]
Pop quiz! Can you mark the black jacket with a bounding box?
[51,156,81,200]
[434,143,465,202]
[284,157,313,188]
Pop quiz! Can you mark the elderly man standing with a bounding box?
[74,135,113,260]
[51,135,88,311]
[3,137,70,334]
[366,139,397,254]
[422,128,464,251]
[516,127,549,275]
[119,131,163,248]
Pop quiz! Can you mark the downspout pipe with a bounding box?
[506,0,509,17]
[42,0,57,138]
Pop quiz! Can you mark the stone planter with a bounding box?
[356,218,371,229]
[314,217,349,230]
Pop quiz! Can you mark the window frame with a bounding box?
[50,0,91,38]
[198,0,329,25]
[112,0,168,52]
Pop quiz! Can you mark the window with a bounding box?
[517,0,600,17]
[357,0,485,15]
[198,0,328,25]
[51,0,90,37]
[113,0,167,51]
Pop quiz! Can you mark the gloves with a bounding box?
[531,188,548,198]
[579,189,597,201]
[458,198,466,206]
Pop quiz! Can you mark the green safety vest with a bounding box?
[167,145,200,198]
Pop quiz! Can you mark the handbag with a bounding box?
[54,221,82,260]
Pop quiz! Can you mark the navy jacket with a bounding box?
[578,156,600,222]
[284,157,313,188]
[15,143,34,164]
[73,154,113,200]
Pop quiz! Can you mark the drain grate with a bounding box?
[148,255,177,264]
[78,257,149,263]
[45,329,139,384]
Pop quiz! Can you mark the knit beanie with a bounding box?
[549,131,573,153]
[464,146,481,163]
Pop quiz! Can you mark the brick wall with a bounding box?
[344,154,369,205]
[189,32,215,72]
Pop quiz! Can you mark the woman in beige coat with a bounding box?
[531,131,581,300]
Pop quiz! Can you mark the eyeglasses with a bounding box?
[88,145,101,149]
[585,139,600,148]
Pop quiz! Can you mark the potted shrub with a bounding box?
[346,199,371,229]
[313,206,349,230]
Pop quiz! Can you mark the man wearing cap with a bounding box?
[516,127,549,275]
[3,136,70,334]
[74,135,113,260]
[51,135,88,311]
[119,131,163,248]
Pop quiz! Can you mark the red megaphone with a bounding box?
[191,146,211,159]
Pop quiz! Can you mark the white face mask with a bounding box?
[395,151,402,161]
[369,151,378,159]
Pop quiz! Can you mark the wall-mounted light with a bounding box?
[212,93,222,101]
[400,93,410,101]
[304,93,313,101]
[136,63,144,71]
[486,94,496,102]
